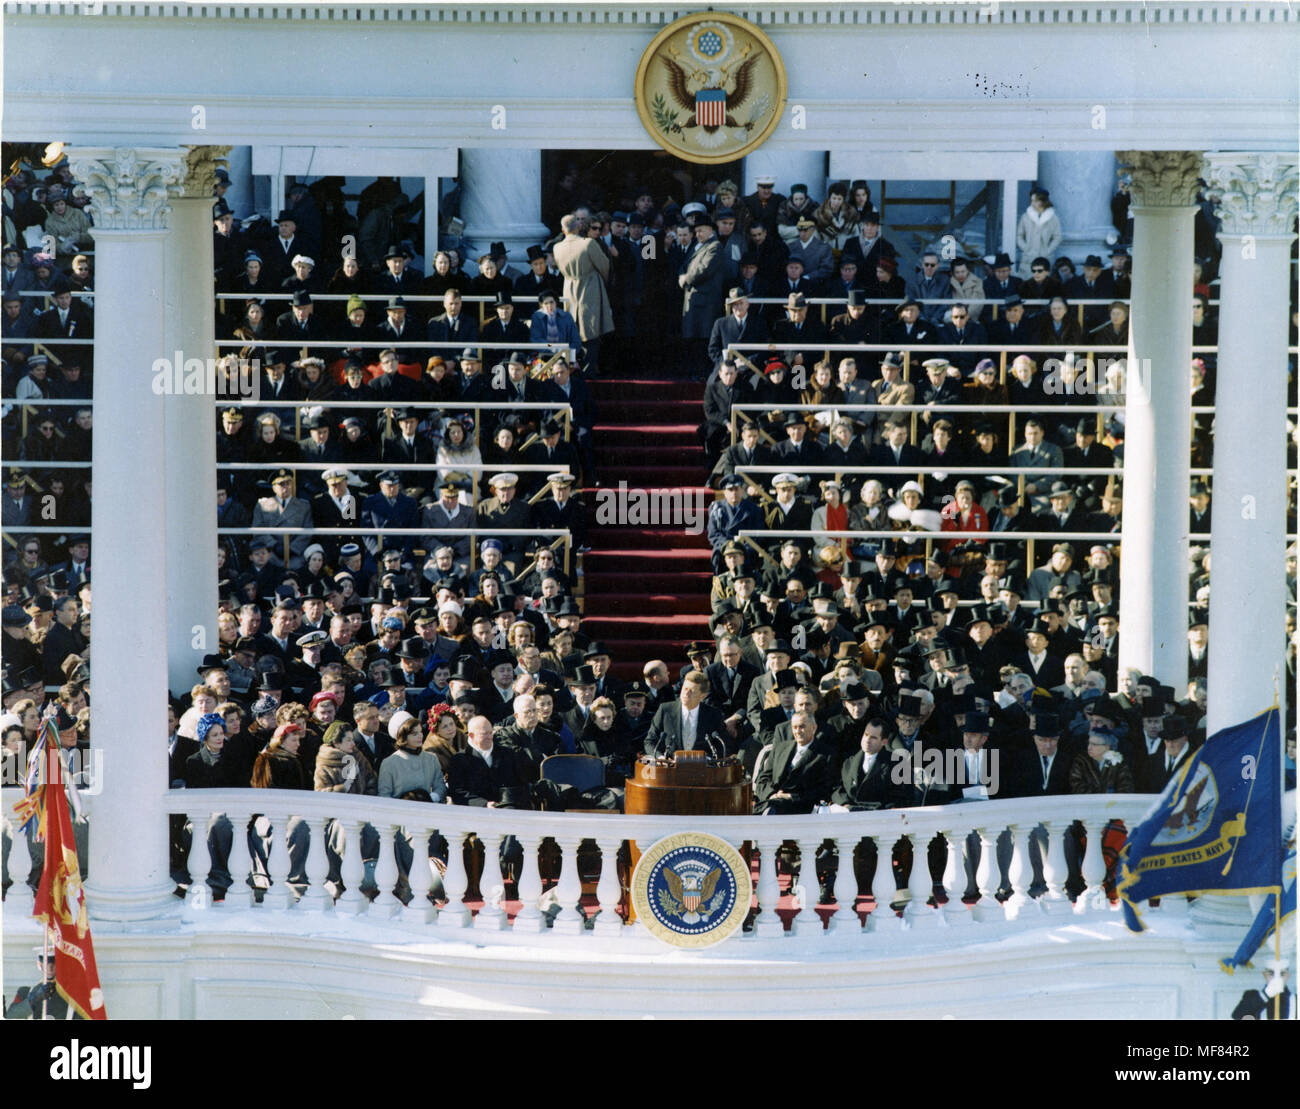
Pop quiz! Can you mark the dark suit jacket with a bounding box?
[643,700,728,758]
[754,737,835,812]
[832,746,907,808]
[707,311,769,367]
[449,743,533,806]
[705,660,760,717]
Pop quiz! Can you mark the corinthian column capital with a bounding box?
[1202,152,1299,241]
[1116,150,1202,208]
[66,147,186,231]
[178,145,232,201]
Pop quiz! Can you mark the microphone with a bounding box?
[703,730,724,763]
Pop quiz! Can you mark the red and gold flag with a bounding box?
[30,729,107,1019]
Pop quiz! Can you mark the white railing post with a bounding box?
[551,834,586,934]
[7,819,35,915]
[1004,824,1036,920]
[1041,820,1071,914]
[790,835,822,936]
[1077,818,1110,913]
[753,837,785,938]
[299,816,334,912]
[401,821,436,926]
[593,834,625,937]
[870,833,902,933]
[263,815,295,910]
[222,812,253,910]
[437,830,471,929]
[941,823,972,927]
[971,828,1004,924]
[183,812,213,919]
[474,830,508,930]
[828,834,861,933]
[371,824,402,917]
[337,819,367,915]
[904,831,939,928]
[512,832,546,933]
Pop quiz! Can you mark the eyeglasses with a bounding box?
[922,261,938,268]
[951,314,967,320]
[1031,267,1048,274]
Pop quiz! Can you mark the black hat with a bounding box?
[1084,254,1104,268]
[569,664,597,686]
[966,603,994,626]
[383,244,405,261]
[963,712,992,733]
[765,638,794,657]
[846,289,866,307]
[1162,714,1190,742]
[896,298,922,316]
[583,641,611,659]
[694,215,716,231]
[494,290,514,307]
[196,653,227,674]
[276,209,296,223]
[289,290,312,307]
[1031,712,1061,737]
[385,295,408,311]
[622,680,651,701]
[450,657,481,683]
[1002,293,1022,308]
[991,251,1012,268]
[686,640,713,659]
[397,636,429,660]
[773,668,799,691]
[896,692,924,717]
[526,245,546,262]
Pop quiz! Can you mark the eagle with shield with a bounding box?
[657,21,768,149]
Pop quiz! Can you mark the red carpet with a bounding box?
[582,377,715,681]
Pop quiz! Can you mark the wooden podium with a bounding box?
[624,750,753,815]
[621,752,752,922]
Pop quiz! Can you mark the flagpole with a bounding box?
[41,924,50,1021]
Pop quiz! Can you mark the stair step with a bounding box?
[585,592,711,615]
[583,547,712,568]
[593,527,710,550]
[584,570,713,591]
[593,423,699,436]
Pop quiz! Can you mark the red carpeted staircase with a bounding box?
[580,377,715,681]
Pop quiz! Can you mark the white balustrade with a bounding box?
[6,816,35,915]
[3,790,1179,952]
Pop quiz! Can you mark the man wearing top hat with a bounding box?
[267,209,316,284]
[481,290,531,348]
[514,244,563,301]
[379,406,434,492]
[275,289,324,351]
[372,244,422,300]
[840,207,895,277]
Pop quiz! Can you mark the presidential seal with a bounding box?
[631,832,751,948]
[634,12,788,165]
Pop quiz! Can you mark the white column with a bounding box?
[166,146,228,693]
[1037,151,1119,261]
[222,145,254,220]
[458,149,551,269]
[1116,151,1201,691]
[423,178,440,274]
[1203,153,1299,732]
[69,146,186,922]
[1001,178,1020,256]
[742,150,827,199]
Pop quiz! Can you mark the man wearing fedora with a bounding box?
[770,291,826,373]
[884,297,937,347]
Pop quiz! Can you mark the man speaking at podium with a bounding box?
[643,672,729,759]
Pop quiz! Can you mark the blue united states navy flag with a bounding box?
[1221,820,1295,971]
[1117,707,1282,932]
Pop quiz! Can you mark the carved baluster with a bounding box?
[512,833,546,933]
[828,834,861,933]
[7,818,35,915]
[1004,824,1036,920]
[870,834,902,933]
[904,832,938,928]
[371,824,402,916]
[183,811,212,918]
[336,819,367,915]
[551,834,586,934]
[593,834,626,937]
[789,836,822,936]
[1041,820,1071,913]
[971,827,1004,923]
[1077,818,1110,913]
[299,817,333,912]
[475,830,508,930]
[437,829,471,928]
[941,823,971,926]
[752,838,784,938]
[221,811,253,910]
